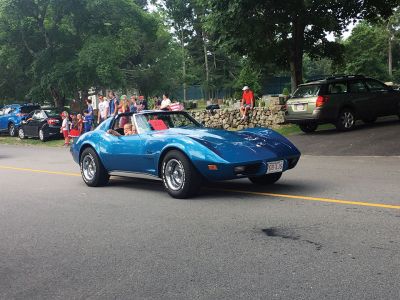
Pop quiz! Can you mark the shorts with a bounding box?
[63,130,69,139]
[242,104,251,108]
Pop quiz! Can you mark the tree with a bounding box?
[202,0,399,92]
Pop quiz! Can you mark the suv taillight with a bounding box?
[47,118,59,125]
[316,95,329,107]
[16,113,27,117]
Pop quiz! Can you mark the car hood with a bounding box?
[149,127,299,162]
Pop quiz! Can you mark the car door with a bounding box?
[101,133,147,173]
[25,110,42,136]
[348,80,375,120]
[0,106,12,131]
[364,79,396,116]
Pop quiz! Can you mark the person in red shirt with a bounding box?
[240,86,254,121]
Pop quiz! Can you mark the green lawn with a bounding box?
[274,123,335,136]
[0,136,65,147]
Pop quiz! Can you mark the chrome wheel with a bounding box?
[164,158,185,191]
[9,124,15,136]
[39,129,45,141]
[18,128,25,139]
[82,154,96,182]
[341,111,355,129]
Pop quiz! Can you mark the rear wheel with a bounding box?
[299,123,318,133]
[336,108,356,131]
[249,172,282,185]
[161,150,202,199]
[18,128,26,139]
[80,148,109,187]
[39,128,47,142]
[8,123,16,137]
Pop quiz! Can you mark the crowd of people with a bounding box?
[60,86,254,146]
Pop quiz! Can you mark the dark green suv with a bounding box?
[284,75,400,132]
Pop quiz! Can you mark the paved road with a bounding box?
[288,116,400,156]
[0,145,399,299]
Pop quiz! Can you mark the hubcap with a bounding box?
[342,112,354,128]
[82,154,96,181]
[164,159,185,191]
[19,129,24,139]
[10,125,14,136]
[39,130,44,140]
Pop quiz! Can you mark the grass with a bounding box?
[273,123,335,136]
[0,135,65,147]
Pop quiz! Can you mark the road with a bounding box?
[0,144,399,299]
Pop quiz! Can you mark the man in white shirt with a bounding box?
[97,94,109,124]
[160,93,171,111]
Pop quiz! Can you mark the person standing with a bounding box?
[160,93,171,111]
[60,111,70,146]
[240,86,254,122]
[138,95,148,111]
[97,94,109,124]
[129,96,137,113]
[86,98,94,128]
[108,91,119,116]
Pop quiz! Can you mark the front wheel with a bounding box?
[336,109,356,131]
[161,150,202,199]
[80,148,109,187]
[249,172,282,185]
[299,123,318,133]
[8,123,16,136]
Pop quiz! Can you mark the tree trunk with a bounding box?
[388,36,393,77]
[202,29,210,101]
[50,87,65,108]
[288,15,305,93]
[181,28,187,102]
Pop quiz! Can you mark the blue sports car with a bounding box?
[70,111,301,198]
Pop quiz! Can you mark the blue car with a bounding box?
[70,111,301,198]
[0,104,41,136]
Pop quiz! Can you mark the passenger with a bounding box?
[107,123,137,136]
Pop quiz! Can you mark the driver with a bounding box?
[107,123,137,136]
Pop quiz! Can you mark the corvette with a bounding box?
[70,111,301,198]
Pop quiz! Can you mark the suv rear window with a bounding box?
[328,82,347,94]
[293,85,321,98]
[20,105,40,114]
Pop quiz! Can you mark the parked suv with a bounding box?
[285,75,400,132]
[0,104,41,136]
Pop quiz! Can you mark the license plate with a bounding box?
[267,160,284,174]
[296,104,305,111]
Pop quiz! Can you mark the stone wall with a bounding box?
[188,99,286,130]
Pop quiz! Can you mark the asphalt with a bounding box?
[288,116,400,156]
[0,145,399,300]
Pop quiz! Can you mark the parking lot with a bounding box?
[1,121,399,299]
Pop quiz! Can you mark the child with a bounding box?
[83,109,92,133]
[60,111,70,146]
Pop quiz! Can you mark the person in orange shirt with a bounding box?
[240,86,254,122]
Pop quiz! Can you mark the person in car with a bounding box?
[107,123,137,136]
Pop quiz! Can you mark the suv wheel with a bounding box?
[8,123,16,137]
[18,128,26,139]
[336,109,356,131]
[39,128,47,142]
[299,123,318,133]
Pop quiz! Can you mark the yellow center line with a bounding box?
[209,188,400,210]
[0,165,81,177]
[1,165,399,210]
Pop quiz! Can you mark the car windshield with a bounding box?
[44,108,62,117]
[135,112,201,132]
[293,85,321,98]
[20,105,40,114]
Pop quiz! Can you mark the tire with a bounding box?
[8,123,16,137]
[299,123,318,133]
[362,117,377,124]
[39,128,47,142]
[249,172,282,185]
[335,108,356,131]
[80,147,110,187]
[161,150,202,199]
[18,128,26,139]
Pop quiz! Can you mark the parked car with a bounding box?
[70,110,301,199]
[18,108,63,141]
[285,75,400,132]
[0,103,41,136]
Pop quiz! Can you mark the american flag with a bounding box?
[169,102,184,111]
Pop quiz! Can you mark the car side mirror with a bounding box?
[22,120,27,124]
[201,121,206,127]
